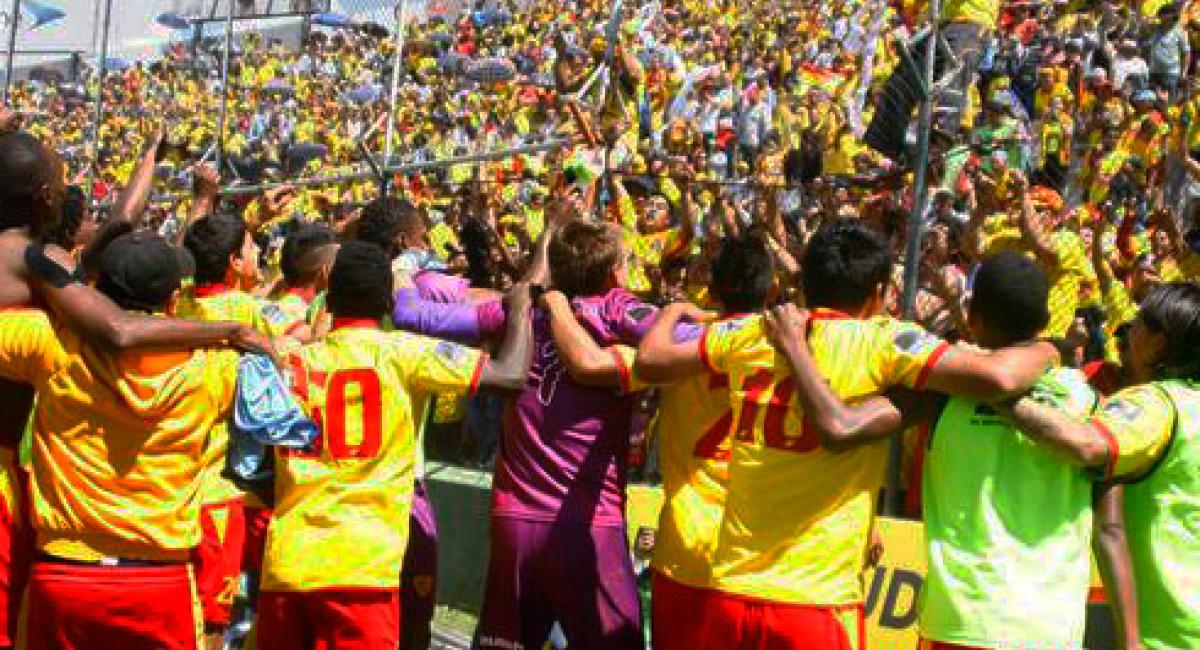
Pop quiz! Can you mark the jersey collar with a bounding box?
[331,317,381,331]
[286,286,318,303]
[809,308,852,321]
[192,282,233,298]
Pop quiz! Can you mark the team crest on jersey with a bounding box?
[714,319,748,336]
[261,303,288,326]
[893,328,940,355]
[435,341,466,363]
[1103,399,1143,422]
[626,305,655,325]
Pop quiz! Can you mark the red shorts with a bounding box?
[652,572,715,650]
[190,499,246,628]
[257,589,400,650]
[0,455,31,649]
[704,588,864,650]
[24,560,198,650]
[241,506,272,574]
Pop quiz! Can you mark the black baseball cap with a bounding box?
[95,231,184,313]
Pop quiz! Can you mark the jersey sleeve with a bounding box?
[875,320,952,390]
[396,334,487,397]
[699,317,758,376]
[610,345,651,393]
[1090,384,1175,481]
[270,298,310,338]
[390,288,491,345]
[254,300,292,338]
[204,349,244,420]
[0,311,58,385]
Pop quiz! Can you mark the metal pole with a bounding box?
[214,0,236,175]
[889,0,941,517]
[131,138,571,207]
[2,0,20,104]
[86,0,114,198]
[382,0,408,167]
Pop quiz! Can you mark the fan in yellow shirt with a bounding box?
[636,220,1057,649]
[257,242,533,649]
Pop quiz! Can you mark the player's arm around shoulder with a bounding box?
[920,337,1060,402]
[763,304,905,452]
[634,301,716,384]
[446,282,536,394]
[540,289,631,389]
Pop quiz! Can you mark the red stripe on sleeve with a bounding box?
[698,327,717,375]
[1091,420,1120,480]
[468,353,489,397]
[610,348,634,393]
[913,342,952,391]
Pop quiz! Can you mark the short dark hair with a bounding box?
[802,219,893,310]
[327,240,394,320]
[357,196,417,256]
[710,230,774,313]
[0,131,61,237]
[970,251,1050,344]
[549,220,624,298]
[1139,282,1200,380]
[280,224,335,285]
[183,212,248,285]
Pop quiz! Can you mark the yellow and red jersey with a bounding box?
[262,321,484,591]
[651,342,732,589]
[177,282,291,505]
[268,287,318,338]
[701,310,948,605]
[0,309,239,562]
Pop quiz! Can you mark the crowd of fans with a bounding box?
[4,0,1200,647]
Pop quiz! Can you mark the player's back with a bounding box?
[0,309,239,562]
[920,367,1098,647]
[492,288,658,529]
[264,323,482,591]
[652,356,731,588]
[703,310,948,605]
[177,284,289,504]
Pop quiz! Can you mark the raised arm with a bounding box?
[1091,483,1143,650]
[109,127,163,227]
[474,282,534,392]
[763,304,904,451]
[1013,172,1059,267]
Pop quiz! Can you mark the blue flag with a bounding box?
[20,0,65,30]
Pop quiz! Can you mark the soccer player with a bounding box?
[180,212,296,641]
[390,217,668,649]
[0,127,267,650]
[256,241,533,650]
[999,281,1200,648]
[0,231,246,649]
[763,251,1141,649]
[636,219,1058,648]
[270,223,338,339]
[539,232,776,650]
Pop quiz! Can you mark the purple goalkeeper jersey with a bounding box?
[391,286,700,528]
[490,288,661,528]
